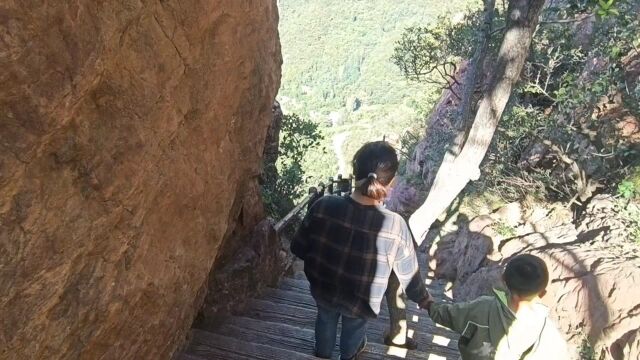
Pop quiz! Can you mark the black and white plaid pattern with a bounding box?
[292,195,428,319]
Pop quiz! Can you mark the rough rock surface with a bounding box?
[197,217,286,326]
[429,201,640,360]
[534,246,640,360]
[0,1,281,359]
[195,101,289,325]
[576,195,633,244]
[264,101,284,179]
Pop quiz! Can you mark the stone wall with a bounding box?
[0,1,281,359]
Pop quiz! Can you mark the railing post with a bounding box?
[308,186,317,208]
[336,174,343,197]
[274,182,328,234]
[336,173,352,196]
[307,185,320,210]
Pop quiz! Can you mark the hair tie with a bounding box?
[367,172,377,180]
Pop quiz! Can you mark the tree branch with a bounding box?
[408,0,547,242]
[539,13,595,25]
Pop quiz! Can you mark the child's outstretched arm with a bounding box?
[428,300,476,335]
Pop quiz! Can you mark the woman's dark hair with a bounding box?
[504,254,549,298]
[352,141,399,201]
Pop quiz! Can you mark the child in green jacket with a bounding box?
[427,254,569,360]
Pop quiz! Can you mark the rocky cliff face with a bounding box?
[195,103,289,323]
[0,1,281,359]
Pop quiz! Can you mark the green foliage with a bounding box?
[625,168,640,193]
[391,21,466,83]
[262,113,323,219]
[475,104,555,202]
[596,0,620,17]
[618,181,638,199]
[391,6,499,90]
[279,0,453,117]
[579,335,596,360]
[398,127,423,160]
[522,25,586,104]
[632,225,640,245]
[278,0,472,186]
[623,204,640,244]
[474,0,640,204]
[279,0,639,235]
[562,0,622,17]
[279,114,323,165]
[617,168,640,244]
[560,0,622,17]
[493,221,517,238]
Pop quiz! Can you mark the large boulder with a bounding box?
[0,1,281,359]
[576,194,634,244]
[197,217,288,325]
[534,246,640,360]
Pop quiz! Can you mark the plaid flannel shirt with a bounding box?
[291,195,428,319]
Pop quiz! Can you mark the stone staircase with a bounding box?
[178,252,460,360]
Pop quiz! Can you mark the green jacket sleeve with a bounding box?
[428,300,476,334]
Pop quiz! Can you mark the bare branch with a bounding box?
[539,13,594,25]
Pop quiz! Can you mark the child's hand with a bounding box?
[418,293,434,312]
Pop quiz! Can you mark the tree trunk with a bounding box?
[409,0,547,242]
[430,0,496,192]
[455,0,496,132]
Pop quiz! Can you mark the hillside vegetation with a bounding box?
[277,0,476,187]
[273,1,640,356]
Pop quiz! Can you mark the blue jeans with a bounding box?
[314,302,368,359]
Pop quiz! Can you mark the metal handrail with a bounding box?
[273,174,354,234]
[274,186,323,233]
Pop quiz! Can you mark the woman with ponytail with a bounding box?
[291,141,432,360]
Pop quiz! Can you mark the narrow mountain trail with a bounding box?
[178,250,461,359]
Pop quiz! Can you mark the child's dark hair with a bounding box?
[352,141,399,201]
[504,254,549,298]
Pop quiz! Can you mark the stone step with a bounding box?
[277,277,448,299]
[277,276,310,292]
[175,353,206,360]
[213,315,460,360]
[177,243,461,359]
[243,298,459,351]
[261,286,448,321]
[185,329,318,360]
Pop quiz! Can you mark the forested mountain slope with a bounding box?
[278,0,475,182]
